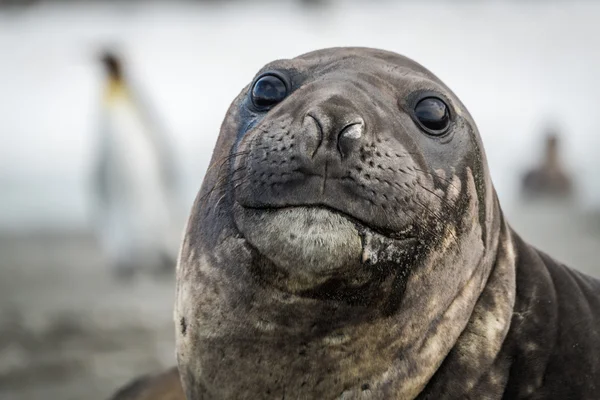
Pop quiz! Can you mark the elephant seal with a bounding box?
[110,47,600,399]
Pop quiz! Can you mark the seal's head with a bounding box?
[176,48,513,399]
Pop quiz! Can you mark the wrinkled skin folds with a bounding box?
[174,48,600,399]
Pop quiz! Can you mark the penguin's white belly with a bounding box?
[100,97,173,268]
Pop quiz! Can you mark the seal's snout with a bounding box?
[232,60,463,241]
[302,101,365,160]
[233,85,424,234]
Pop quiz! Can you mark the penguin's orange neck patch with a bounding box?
[104,78,128,103]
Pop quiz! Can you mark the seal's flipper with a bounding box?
[109,367,184,400]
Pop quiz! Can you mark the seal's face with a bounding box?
[177,48,505,400]
[231,49,482,299]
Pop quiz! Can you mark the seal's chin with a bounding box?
[233,203,417,293]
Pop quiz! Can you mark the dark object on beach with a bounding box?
[521,130,573,199]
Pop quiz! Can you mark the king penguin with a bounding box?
[92,51,180,278]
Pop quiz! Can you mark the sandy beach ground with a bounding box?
[0,231,176,400]
[0,202,599,400]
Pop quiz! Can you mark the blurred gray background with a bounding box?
[1,0,599,399]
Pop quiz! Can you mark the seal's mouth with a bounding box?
[241,203,416,242]
[233,202,420,295]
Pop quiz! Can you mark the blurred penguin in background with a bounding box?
[92,51,180,279]
[521,126,574,200]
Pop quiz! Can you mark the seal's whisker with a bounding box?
[412,167,462,193]
[206,151,250,174]
[213,192,228,209]
[197,172,247,205]
[418,183,454,211]
[199,154,250,202]
[406,169,460,216]
[410,189,448,222]
[409,195,459,246]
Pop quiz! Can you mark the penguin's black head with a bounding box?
[101,51,123,81]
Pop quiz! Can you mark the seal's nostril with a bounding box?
[340,122,364,140]
[303,113,324,158]
[302,110,364,160]
[338,120,365,158]
[305,113,323,135]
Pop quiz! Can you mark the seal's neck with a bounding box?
[177,206,518,399]
[416,212,517,398]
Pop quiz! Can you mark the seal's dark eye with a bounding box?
[251,74,288,110]
[414,97,450,135]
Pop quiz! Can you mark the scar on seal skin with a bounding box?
[109,47,600,400]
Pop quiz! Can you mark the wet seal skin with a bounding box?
[110,47,600,399]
